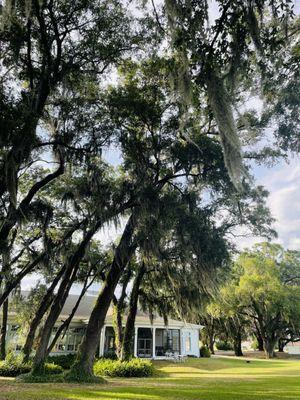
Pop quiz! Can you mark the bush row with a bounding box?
[0,354,63,377]
[0,360,31,377]
[0,353,155,379]
[94,358,154,378]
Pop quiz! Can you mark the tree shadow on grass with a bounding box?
[153,357,298,378]
[52,383,300,400]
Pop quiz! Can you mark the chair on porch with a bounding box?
[174,352,186,363]
[165,351,186,363]
[165,351,174,361]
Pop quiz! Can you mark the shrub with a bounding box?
[0,353,31,377]
[42,362,64,375]
[216,341,233,351]
[0,360,31,377]
[17,362,64,383]
[200,346,211,358]
[94,358,154,378]
[0,352,63,377]
[47,353,76,369]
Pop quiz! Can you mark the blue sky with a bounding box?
[242,157,300,250]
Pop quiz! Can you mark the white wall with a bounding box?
[286,344,300,355]
[181,328,200,357]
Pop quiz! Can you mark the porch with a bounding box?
[101,325,182,359]
[134,327,181,358]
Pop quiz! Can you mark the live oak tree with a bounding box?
[0,0,146,363]
[200,244,300,358]
[0,0,142,331]
[68,57,219,378]
[206,288,249,357]
[117,186,226,361]
[231,243,300,358]
[20,241,108,363]
[70,55,277,378]
[45,242,107,357]
[30,159,138,374]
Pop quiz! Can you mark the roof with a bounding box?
[104,307,201,329]
[60,293,98,320]
[10,291,202,329]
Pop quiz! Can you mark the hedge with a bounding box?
[0,360,31,377]
[94,358,154,378]
[0,355,63,377]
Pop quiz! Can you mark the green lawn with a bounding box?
[1,357,300,400]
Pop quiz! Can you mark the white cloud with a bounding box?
[266,163,300,249]
[236,158,300,250]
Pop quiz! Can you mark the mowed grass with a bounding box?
[1,356,300,400]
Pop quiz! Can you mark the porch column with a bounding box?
[99,325,106,357]
[152,327,156,358]
[179,329,181,355]
[134,327,138,357]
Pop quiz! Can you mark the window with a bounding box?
[137,338,152,357]
[137,328,152,358]
[155,329,180,356]
[172,330,180,352]
[162,329,180,352]
[104,327,116,352]
[185,333,191,352]
[185,332,192,351]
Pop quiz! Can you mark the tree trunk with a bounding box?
[32,223,99,374]
[22,267,65,363]
[31,268,75,374]
[112,270,132,359]
[69,214,136,381]
[264,338,276,359]
[254,323,264,351]
[0,299,8,360]
[113,302,124,359]
[209,339,215,355]
[121,263,146,360]
[233,334,243,357]
[278,339,285,353]
[0,248,10,361]
[256,333,264,352]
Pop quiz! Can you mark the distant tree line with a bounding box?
[200,243,300,359]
